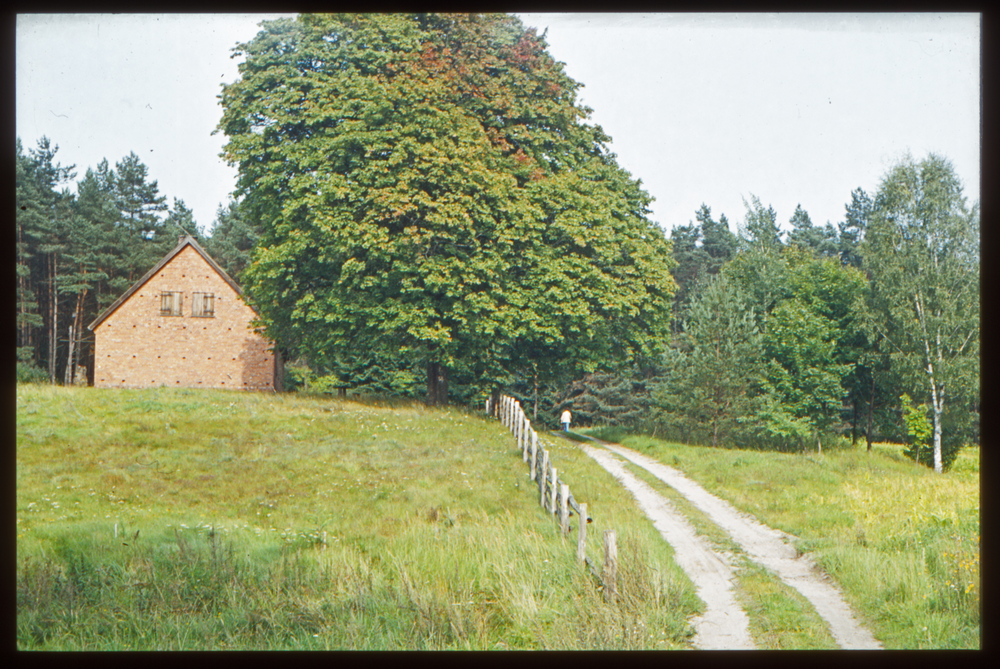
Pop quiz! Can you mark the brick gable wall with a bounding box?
[93,246,275,391]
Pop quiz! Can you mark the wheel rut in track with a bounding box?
[578,439,882,650]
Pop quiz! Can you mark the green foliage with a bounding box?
[717,245,867,449]
[554,371,652,428]
[786,204,838,259]
[668,204,737,326]
[862,153,979,472]
[17,347,48,383]
[838,187,871,268]
[739,195,782,253]
[653,273,767,447]
[204,198,261,281]
[900,394,933,465]
[216,13,676,404]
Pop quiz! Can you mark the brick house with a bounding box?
[87,235,280,391]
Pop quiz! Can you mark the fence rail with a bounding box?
[487,394,617,597]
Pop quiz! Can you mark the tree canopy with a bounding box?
[216,13,677,403]
[861,153,979,472]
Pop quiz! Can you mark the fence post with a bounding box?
[603,530,618,603]
[559,484,569,533]
[529,432,537,480]
[516,402,522,436]
[522,418,531,462]
[577,503,588,562]
[539,451,549,508]
[549,466,558,514]
[517,411,523,452]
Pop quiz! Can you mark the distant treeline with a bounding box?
[541,156,979,471]
[16,134,978,470]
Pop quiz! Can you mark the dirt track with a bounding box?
[579,439,882,650]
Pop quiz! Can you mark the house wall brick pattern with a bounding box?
[93,246,275,391]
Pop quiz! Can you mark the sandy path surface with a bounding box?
[590,440,882,650]
[581,444,755,650]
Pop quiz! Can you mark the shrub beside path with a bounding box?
[579,438,882,650]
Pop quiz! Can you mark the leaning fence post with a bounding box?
[529,432,537,480]
[539,451,549,508]
[522,418,531,462]
[603,530,618,603]
[559,484,570,533]
[518,411,525,453]
[549,466,558,514]
[577,503,588,562]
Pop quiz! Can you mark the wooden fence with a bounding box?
[487,394,618,601]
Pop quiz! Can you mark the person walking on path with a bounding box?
[560,409,572,432]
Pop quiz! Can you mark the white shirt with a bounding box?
[560,410,572,424]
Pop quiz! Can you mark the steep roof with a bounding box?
[87,235,249,331]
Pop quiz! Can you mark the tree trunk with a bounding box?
[851,389,860,446]
[930,380,944,473]
[17,222,31,355]
[865,373,875,452]
[48,253,58,384]
[426,361,448,406]
[490,387,501,418]
[64,288,86,385]
[63,324,75,385]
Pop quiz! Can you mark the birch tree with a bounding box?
[862,153,979,472]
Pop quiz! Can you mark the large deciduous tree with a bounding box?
[216,13,676,404]
[862,153,979,472]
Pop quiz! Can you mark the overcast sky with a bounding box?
[17,12,980,237]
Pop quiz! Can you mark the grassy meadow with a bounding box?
[17,384,979,649]
[16,384,700,650]
[589,428,980,649]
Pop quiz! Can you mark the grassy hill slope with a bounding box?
[17,385,978,649]
[16,385,698,650]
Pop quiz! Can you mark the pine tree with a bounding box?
[15,137,77,383]
[654,273,767,447]
[204,199,261,280]
[786,204,838,258]
[838,187,871,268]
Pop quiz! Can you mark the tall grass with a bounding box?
[592,431,979,649]
[17,384,699,649]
